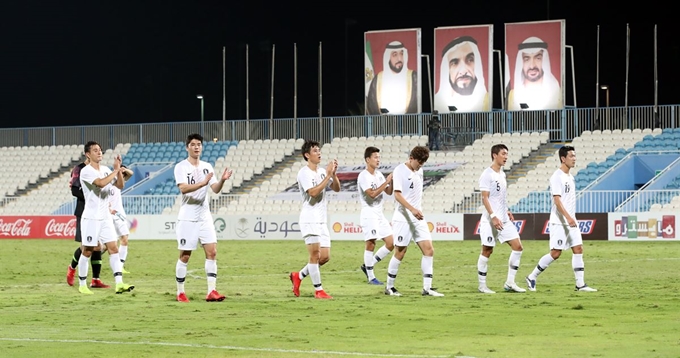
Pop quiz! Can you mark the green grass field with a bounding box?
[0,239,678,358]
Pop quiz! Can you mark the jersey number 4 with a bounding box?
[409,182,414,189]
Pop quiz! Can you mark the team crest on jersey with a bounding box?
[542,220,596,234]
[397,236,403,242]
[474,220,526,234]
[203,168,209,175]
[180,238,186,245]
[371,229,376,235]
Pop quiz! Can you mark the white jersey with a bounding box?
[174,159,218,221]
[80,164,116,220]
[392,163,423,222]
[549,168,576,225]
[297,165,333,223]
[478,167,509,223]
[357,169,388,219]
[108,185,127,219]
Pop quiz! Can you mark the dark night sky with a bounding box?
[1,1,675,128]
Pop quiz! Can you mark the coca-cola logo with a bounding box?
[0,218,33,237]
[45,218,77,237]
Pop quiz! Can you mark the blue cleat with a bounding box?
[368,278,383,285]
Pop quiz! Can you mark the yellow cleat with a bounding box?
[121,268,131,274]
[79,286,93,295]
[115,283,135,294]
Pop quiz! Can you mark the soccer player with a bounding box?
[385,146,443,297]
[525,145,597,292]
[477,144,526,294]
[174,133,233,302]
[357,146,394,285]
[77,141,134,294]
[289,139,340,299]
[109,165,134,274]
[66,155,110,289]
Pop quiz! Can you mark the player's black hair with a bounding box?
[559,145,575,163]
[410,146,429,163]
[186,133,203,146]
[84,141,100,154]
[491,144,508,160]
[301,139,320,162]
[364,146,380,160]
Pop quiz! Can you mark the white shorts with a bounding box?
[112,213,130,237]
[80,217,117,247]
[392,220,431,247]
[176,220,217,251]
[360,216,392,241]
[299,223,331,248]
[549,224,583,250]
[478,220,520,247]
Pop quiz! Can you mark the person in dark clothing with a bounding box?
[65,157,109,288]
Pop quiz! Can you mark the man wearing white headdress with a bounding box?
[434,36,489,113]
[508,37,562,110]
[366,41,418,115]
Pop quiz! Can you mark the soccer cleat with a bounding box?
[575,284,598,292]
[314,290,333,299]
[504,282,527,293]
[525,276,536,291]
[121,268,131,274]
[78,285,93,295]
[478,286,496,294]
[422,288,445,297]
[384,287,402,296]
[90,278,110,288]
[368,278,383,285]
[177,292,190,302]
[115,283,134,294]
[289,272,301,297]
[360,264,368,279]
[66,266,76,286]
[206,290,226,301]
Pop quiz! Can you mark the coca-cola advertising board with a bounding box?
[0,216,77,239]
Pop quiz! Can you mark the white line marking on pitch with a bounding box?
[0,338,472,358]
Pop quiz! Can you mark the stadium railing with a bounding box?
[1,104,678,149]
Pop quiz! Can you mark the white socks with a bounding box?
[507,250,522,284]
[175,260,187,294]
[477,255,489,287]
[572,254,585,287]
[205,259,217,293]
[421,256,433,290]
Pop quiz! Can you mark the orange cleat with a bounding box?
[90,278,110,288]
[314,290,333,299]
[66,266,76,286]
[289,272,301,297]
[177,292,190,302]
[206,290,226,302]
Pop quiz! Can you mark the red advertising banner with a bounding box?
[463,213,608,241]
[505,20,565,111]
[434,25,493,113]
[0,216,76,239]
[364,28,422,115]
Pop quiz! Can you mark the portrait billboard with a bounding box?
[364,28,422,115]
[505,20,565,111]
[434,25,493,113]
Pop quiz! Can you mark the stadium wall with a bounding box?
[1,212,676,241]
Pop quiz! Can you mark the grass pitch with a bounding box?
[0,239,678,358]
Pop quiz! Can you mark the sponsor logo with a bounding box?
[332,222,362,234]
[214,218,226,233]
[543,220,596,235]
[44,218,77,237]
[614,215,675,239]
[0,218,33,237]
[432,221,460,234]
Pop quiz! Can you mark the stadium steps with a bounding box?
[228,150,301,196]
[506,142,568,185]
[13,155,85,197]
